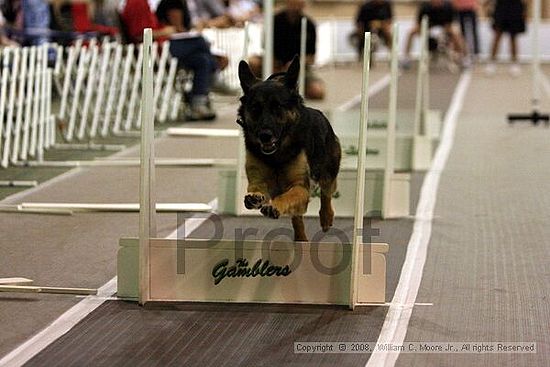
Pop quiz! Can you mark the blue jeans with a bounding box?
[23,0,50,45]
[169,36,217,98]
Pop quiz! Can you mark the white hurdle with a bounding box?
[118,30,388,308]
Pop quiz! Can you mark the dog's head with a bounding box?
[237,55,303,156]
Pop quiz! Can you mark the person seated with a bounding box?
[156,0,235,94]
[120,0,219,121]
[353,0,393,59]
[186,0,234,30]
[70,1,119,36]
[248,0,324,100]
[403,0,466,68]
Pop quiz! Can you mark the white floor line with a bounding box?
[338,73,393,112]
[0,198,218,367]
[365,71,472,367]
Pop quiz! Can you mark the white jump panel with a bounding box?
[118,238,388,304]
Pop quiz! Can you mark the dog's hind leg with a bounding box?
[319,177,337,232]
[291,216,308,242]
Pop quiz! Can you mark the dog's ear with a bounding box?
[238,60,259,94]
[285,55,300,90]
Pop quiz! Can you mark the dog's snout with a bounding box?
[258,130,274,143]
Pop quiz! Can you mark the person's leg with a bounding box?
[444,24,465,57]
[510,34,518,63]
[169,39,216,120]
[490,29,502,61]
[405,26,420,58]
[470,11,480,55]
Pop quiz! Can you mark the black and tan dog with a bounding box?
[237,56,341,241]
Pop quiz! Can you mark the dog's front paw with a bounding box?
[260,204,280,219]
[244,192,266,209]
[319,207,334,232]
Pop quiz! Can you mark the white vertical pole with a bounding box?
[113,44,135,133]
[37,45,48,158]
[532,0,541,111]
[413,16,428,137]
[382,24,399,219]
[101,45,122,136]
[29,46,42,157]
[90,43,112,138]
[21,47,36,161]
[0,49,11,165]
[46,69,54,147]
[299,17,307,97]
[11,47,28,164]
[158,58,177,124]
[66,47,88,141]
[77,45,99,140]
[139,29,156,306]
[2,47,20,168]
[349,32,371,310]
[59,46,76,121]
[153,42,169,119]
[262,0,274,78]
[126,44,143,130]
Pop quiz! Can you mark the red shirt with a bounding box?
[120,0,163,43]
[72,3,118,36]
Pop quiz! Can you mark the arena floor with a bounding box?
[0,62,549,366]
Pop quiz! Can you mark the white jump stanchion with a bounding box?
[412,16,432,170]
[101,44,123,136]
[382,24,399,219]
[262,0,274,78]
[113,44,135,133]
[299,17,307,97]
[20,46,35,161]
[66,46,88,141]
[90,43,112,138]
[349,32,371,310]
[0,49,8,160]
[58,45,76,121]
[16,158,237,168]
[1,47,18,168]
[37,45,48,159]
[125,44,144,130]
[11,47,28,164]
[77,44,99,140]
[158,57,177,123]
[0,278,96,295]
[139,28,156,305]
[507,0,549,124]
[20,202,211,212]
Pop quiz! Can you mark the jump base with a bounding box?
[117,238,388,305]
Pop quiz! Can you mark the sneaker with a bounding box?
[185,96,217,121]
[399,57,412,70]
[485,63,496,76]
[509,64,521,77]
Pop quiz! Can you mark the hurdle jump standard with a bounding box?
[117,30,388,309]
[507,0,549,125]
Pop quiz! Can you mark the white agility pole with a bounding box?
[46,69,54,148]
[20,46,36,161]
[0,49,8,159]
[77,44,99,140]
[158,57,178,123]
[167,127,239,137]
[58,45,77,121]
[153,42,169,119]
[52,44,63,93]
[16,158,237,168]
[90,43,112,137]
[262,0,274,78]
[66,46,88,141]
[37,45,48,158]
[0,181,37,187]
[139,28,156,305]
[382,24,399,219]
[0,285,97,295]
[113,44,135,133]
[299,16,307,96]
[349,32,371,310]
[1,47,18,168]
[11,47,28,164]
[125,44,143,130]
[101,44,123,136]
[20,203,211,212]
[413,16,428,138]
